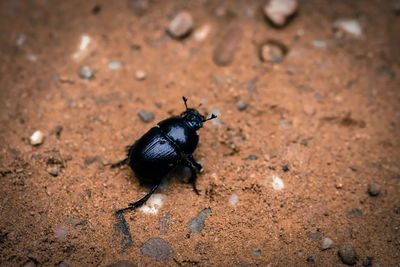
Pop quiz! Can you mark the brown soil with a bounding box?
[0,0,399,266]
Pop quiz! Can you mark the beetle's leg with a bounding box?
[182,159,200,195]
[116,184,159,214]
[188,154,202,172]
[110,158,128,168]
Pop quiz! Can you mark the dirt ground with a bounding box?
[0,0,399,266]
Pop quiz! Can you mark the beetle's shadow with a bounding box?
[138,165,192,190]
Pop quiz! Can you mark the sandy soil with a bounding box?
[0,0,399,266]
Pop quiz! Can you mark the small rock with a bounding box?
[264,0,298,27]
[54,125,63,138]
[213,25,243,66]
[106,260,135,267]
[348,208,362,216]
[266,175,284,190]
[252,249,261,255]
[47,166,61,176]
[244,155,258,160]
[313,40,327,48]
[260,42,286,63]
[59,262,69,267]
[193,24,211,41]
[282,165,289,172]
[363,256,374,267]
[141,237,174,261]
[368,183,380,196]
[334,19,362,37]
[236,100,246,111]
[108,61,122,70]
[78,65,94,79]
[30,130,44,146]
[187,208,212,233]
[168,11,193,38]
[338,246,358,266]
[138,193,166,214]
[303,104,316,116]
[138,110,154,123]
[322,237,333,250]
[135,70,147,81]
[229,192,239,206]
[127,0,149,16]
[306,256,315,263]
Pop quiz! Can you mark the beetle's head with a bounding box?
[180,96,217,131]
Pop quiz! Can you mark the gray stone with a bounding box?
[368,183,380,196]
[141,237,174,261]
[108,61,122,70]
[168,11,193,38]
[138,110,154,123]
[187,208,212,233]
[252,249,261,255]
[338,246,358,266]
[264,0,298,27]
[59,262,69,267]
[322,237,333,250]
[260,43,284,63]
[236,100,246,111]
[78,65,94,79]
[47,166,61,176]
[106,260,134,267]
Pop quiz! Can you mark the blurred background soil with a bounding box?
[0,0,399,266]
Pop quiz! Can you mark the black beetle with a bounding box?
[112,97,216,213]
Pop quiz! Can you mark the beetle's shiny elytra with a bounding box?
[111,96,216,214]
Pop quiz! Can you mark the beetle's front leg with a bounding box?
[188,154,203,172]
[183,159,200,195]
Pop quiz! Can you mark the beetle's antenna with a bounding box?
[182,96,188,110]
[202,114,217,122]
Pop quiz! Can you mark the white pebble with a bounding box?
[264,0,298,26]
[73,34,91,59]
[135,70,147,80]
[16,34,26,46]
[30,130,44,145]
[229,192,239,206]
[265,175,284,190]
[312,40,327,48]
[322,237,333,250]
[334,19,362,36]
[138,193,166,214]
[108,60,122,70]
[193,24,211,41]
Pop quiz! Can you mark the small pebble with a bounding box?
[368,183,380,196]
[334,19,362,37]
[209,107,222,128]
[58,262,69,267]
[306,256,315,263]
[47,166,60,177]
[244,155,258,160]
[78,65,94,79]
[252,249,261,255]
[236,100,246,111]
[321,237,333,250]
[30,130,44,146]
[193,24,211,41]
[363,256,374,267]
[141,237,174,261]
[229,192,239,206]
[338,246,358,266]
[168,11,193,38]
[213,25,243,66]
[313,40,327,48]
[266,175,284,190]
[135,70,147,81]
[187,208,212,233]
[282,165,289,172]
[260,42,285,63]
[106,260,135,267]
[108,61,122,70]
[138,193,166,214]
[138,110,154,123]
[264,0,298,27]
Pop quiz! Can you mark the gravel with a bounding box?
[368,183,380,196]
[338,246,358,266]
[187,208,212,233]
[30,130,44,146]
[167,11,193,38]
[141,237,175,261]
[321,237,333,250]
[138,110,154,122]
[78,65,94,79]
